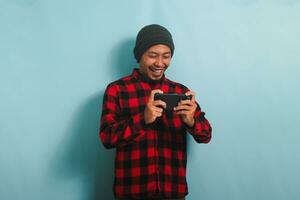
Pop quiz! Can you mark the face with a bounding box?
[139,44,172,80]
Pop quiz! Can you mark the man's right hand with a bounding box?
[144,89,166,124]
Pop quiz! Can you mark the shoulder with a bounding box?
[105,74,134,95]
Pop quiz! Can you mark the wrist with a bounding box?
[185,117,195,128]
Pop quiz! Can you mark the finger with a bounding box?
[151,110,162,118]
[174,104,192,111]
[174,110,189,115]
[185,91,196,102]
[178,100,197,109]
[155,111,163,117]
[176,102,197,111]
[152,106,164,113]
[179,99,193,105]
[149,89,163,101]
[153,100,167,109]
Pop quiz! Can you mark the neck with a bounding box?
[137,69,163,84]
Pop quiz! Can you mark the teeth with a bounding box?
[152,68,162,72]
[150,67,164,77]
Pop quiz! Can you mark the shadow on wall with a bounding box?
[52,92,114,200]
[51,39,137,200]
[109,38,137,78]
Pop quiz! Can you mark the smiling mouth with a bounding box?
[149,67,164,76]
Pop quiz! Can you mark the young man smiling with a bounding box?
[99,24,212,200]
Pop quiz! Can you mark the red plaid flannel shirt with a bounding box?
[99,69,212,199]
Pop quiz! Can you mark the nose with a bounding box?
[155,56,164,67]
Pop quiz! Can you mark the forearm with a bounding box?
[186,102,212,143]
[187,114,212,143]
[99,84,149,148]
[99,112,147,149]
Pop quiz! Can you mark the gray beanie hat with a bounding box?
[133,24,175,63]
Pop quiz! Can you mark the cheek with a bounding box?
[164,60,171,66]
[141,57,153,65]
[146,60,157,68]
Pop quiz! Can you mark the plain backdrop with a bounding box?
[0,0,299,200]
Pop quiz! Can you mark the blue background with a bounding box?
[1,0,299,199]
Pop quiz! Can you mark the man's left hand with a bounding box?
[174,91,197,128]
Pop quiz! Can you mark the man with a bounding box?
[99,24,212,200]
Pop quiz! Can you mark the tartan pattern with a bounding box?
[99,69,212,199]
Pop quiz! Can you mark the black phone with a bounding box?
[154,93,192,110]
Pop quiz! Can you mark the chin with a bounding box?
[149,75,163,80]
[148,71,164,80]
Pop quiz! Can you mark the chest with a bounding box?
[118,82,184,114]
[117,82,186,128]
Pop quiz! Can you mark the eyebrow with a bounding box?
[147,51,171,55]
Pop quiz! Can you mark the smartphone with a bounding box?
[154,93,192,110]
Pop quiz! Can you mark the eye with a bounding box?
[163,54,171,59]
[148,54,157,58]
